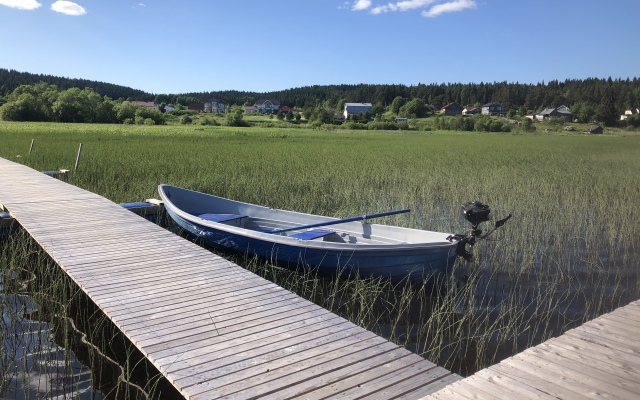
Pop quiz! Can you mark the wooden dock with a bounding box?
[425,299,640,399]
[0,157,460,399]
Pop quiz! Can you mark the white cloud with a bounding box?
[422,0,476,17]
[366,0,476,17]
[372,0,436,14]
[352,0,371,11]
[0,0,42,10]
[51,0,86,15]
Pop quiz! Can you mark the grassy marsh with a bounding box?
[1,121,639,394]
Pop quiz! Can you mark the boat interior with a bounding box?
[194,212,407,245]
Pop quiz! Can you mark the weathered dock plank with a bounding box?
[424,299,640,399]
[0,157,460,399]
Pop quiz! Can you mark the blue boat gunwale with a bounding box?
[158,184,458,253]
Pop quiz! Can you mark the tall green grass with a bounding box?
[1,121,638,384]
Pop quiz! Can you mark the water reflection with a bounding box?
[1,292,102,399]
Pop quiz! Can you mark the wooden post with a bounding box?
[29,139,35,154]
[74,143,83,172]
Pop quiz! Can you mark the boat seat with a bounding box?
[197,213,246,223]
[289,228,335,240]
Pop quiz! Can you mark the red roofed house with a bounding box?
[280,106,294,113]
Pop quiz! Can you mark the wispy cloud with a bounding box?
[51,0,86,15]
[371,0,436,14]
[0,0,42,10]
[422,0,476,17]
[353,0,476,17]
[352,0,371,11]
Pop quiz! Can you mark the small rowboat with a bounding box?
[158,184,464,282]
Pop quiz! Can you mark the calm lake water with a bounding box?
[1,219,637,398]
[1,290,102,399]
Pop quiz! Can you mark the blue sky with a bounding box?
[1,0,639,95]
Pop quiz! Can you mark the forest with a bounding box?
[1,68,639,126]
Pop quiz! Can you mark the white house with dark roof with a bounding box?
[255,99,280,114]
[204,99,226,114]
[620,107,639,120]
[343,103,372,118]
[482,102,506,116]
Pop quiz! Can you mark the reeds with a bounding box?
[1,121,638,393]
[0,229,180,399]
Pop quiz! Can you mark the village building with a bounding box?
[244,105,259,114]
[188,103,205,112]
[255,99,281,114]
[585,125,603,134]
[204,99,226,114]
[535,105,572,121]
[620,107,639,120]
[440,102,463,116]
[482,102,506,116]
[462,106,480,116]
[343,103,372,119]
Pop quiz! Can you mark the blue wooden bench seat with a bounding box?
[197,213,246,223]
[289,228,335,240]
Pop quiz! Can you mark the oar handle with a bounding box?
[267,208,411,234]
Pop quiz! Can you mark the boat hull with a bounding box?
[159,185,458,283]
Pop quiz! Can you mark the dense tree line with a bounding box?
[0,82,164,125]
[191,78,640,114]
[2,69,639,126]
[0,68,151,102]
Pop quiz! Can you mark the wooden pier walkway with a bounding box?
[0,157,460,399]
[425,299,640,399]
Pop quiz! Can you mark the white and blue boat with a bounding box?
[158,184,465,282]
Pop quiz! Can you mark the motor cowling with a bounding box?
[461,201,492,227]
[448,201,511,261]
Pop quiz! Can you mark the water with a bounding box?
[1,234,181,400]
[2,216,637,397]
[1,292,102,399]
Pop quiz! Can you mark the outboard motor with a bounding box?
[447,201,511,261]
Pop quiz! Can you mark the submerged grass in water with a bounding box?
[0,122,639,393]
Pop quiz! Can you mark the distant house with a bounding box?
[280,106,295,114]
[585,125,603,134]
[244,105,259,114]
[482,102,505,116]
[440,102,463,116]
[462,106,480,116]
[395,118,408,123]
[620,107,639,120]
[343,103,372,119]
[256,99,280,114]
[536,106,572,121]
[204,99,226,114]
[188,103,205,112]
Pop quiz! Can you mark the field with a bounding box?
[1,121,639,397]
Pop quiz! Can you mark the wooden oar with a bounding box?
[263,209,411,234]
